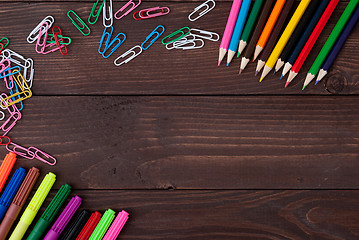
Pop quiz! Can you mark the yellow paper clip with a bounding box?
[1,70,32,108]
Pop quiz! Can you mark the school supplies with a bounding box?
[6,142,57,165]
[88,0,104,24]
[102,211,129,240]
[238,0,264,55]
[142,25,165,50]
[98,26,126,58]
[316,6,359,83]
[166,36,204,50]
[162,27,191,45]
[304,0,359,88]
[52,26,68,56]
[114,0,141,20]
[89,209,115,240]
[254,0,286,60]
[27,16,55,43]
[27,184,72,240]
[114,45,142,66]
[282,0,330,78]
[68,10,91,36]
[0,95,21,136]
[218,0,242,66]
[260,0,311,82]
[227,0,251,65]
[103,0,113,27]
[0,38,9,51]
[46,34,71,45]
[275,0,322,73]
[0,153,17,193]
[0,167,39,240]
[0,168,26,221]
[285,0,339,88]
[76,211,102,240]
[134,7,170,20]
[1,70,32,108]
[9,172,56,240]
[239,0,273,73]
[188,0,215,22]
[43,196,82,240]
[61,210,91,240]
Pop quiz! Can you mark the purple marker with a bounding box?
[43,196,82,240]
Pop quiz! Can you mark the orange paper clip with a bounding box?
[0,152,17,192]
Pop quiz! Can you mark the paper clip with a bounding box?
[133,7,170,20]
[35,21,49,54]
[190,28,219,41]
[27,16,54,43]
[0,43,3,54]
[0,93,21,136]
[0,38,9,49]
[188,0,215,22]
[68,10,91,36]
[102,33,126,58]
[162,27,190,45]
[0,136,11,145]
[99,26,114,55]
[0,59,14,89]
[9,80,24,111]
[114,45,142,66]
[52,26,68,56]
[165,34,196,50]
[47,34,72,45]
[1,70,32,108]
[89,0,105,24]
[0,66,21,79]
[114,0,141,20]
[175,38,204,50]
[141,25,165,50]
[6,142,57,165]
[103,0,113,27]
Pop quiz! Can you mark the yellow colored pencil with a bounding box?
[260,0,312,82]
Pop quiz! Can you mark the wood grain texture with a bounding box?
[0,96,357,190]
[0,2,358,95]
[18,190,359,240]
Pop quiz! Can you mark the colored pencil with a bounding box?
[227,0,252,65]
[255,0,295,74]
[218,0,243,66]
[254,0,286,61]
[237,0,265,55]
[316,6,359,83]
[281,0,330,78]
[275,0,322,73]
[260,0,312,82]
[302,0,357,89]
[238,0,273,73]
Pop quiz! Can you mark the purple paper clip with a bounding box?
[44,196,82,240]
[114,0,141,20]
[6,142,57,165]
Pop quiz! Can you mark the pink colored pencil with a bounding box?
[218,0,243,66]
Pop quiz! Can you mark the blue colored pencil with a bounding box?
[316,5,359,83]
[226,0,252,66]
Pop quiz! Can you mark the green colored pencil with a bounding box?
[304,0,359,87]
[237,0,265,55]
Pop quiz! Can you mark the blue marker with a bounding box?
[0,167,26,221]
[226,0,251,66]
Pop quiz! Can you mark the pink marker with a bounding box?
[218,0,243,66]
[102,211,129,240]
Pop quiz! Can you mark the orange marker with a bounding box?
[0,153,17,192]
[253,0,286,61]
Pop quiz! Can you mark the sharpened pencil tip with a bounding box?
[226,62,229,67]
[259,77,264,82]
[218,61,221,66]
[255,71,258,76]
[302,85,306,90]
[280,75,283,80]
[239,69,242,75]
[284,82,289,88]
[315,80,319,85]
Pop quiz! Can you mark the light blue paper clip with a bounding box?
[0,66,21,79]
[9,80,24,111]
[99,26,114,54]
[141,25,165,50]
[102,33,126,58]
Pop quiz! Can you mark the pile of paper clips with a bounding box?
[63,0,218,66]
[0,40,57,166]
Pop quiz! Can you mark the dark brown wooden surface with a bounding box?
[1,0,359,239]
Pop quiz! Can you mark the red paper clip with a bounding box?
[52,26,68,56]
[133,6,170,20]
[0,43,4,54]
[0,136,11,145]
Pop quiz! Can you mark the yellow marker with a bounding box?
[1,70,32,108]
[260,0,312,81]
[9,172,56,240]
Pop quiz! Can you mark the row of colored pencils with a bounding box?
[218,0,359,90]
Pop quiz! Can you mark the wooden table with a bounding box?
[1,0,359,239]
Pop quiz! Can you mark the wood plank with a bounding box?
[20,190,359,240]
[1,96,358,189]
[1,2,358,95]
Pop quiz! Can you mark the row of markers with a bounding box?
[0,153,128,240]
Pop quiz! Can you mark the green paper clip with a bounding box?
[162,27,190,45]
[89,209,115,240]
[88,0,105,24]
[46,34,72,45]
[0,38,9,49]
[67,10,91,36]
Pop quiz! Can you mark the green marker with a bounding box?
[303,0,359,88]
[27,184,72,240]
[237,0,265,56]
[89,209,115,240]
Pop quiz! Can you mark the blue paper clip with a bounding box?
[99,26,114,54]
[8,80,24,111]
[0,66,21,79]
[141,25,165,50]
[102,33,126,58]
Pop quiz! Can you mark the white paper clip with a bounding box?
[27,16,55,43]
[188,0,215,22]
[165,34,196,50]
[114,45,142,66]
[103,0,113,27]
[176,39,204,50]
[190,28,219,41]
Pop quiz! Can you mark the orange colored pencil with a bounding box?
[253,0,287,61]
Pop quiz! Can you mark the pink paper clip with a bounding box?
[6,142,57,165]
[102,211,129,240]
[0,59,14,89]
[133,6,170,20]
[36,21,49,54]
[6,142,35,159]
[114,0,141,20]
[0,93,21,136]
